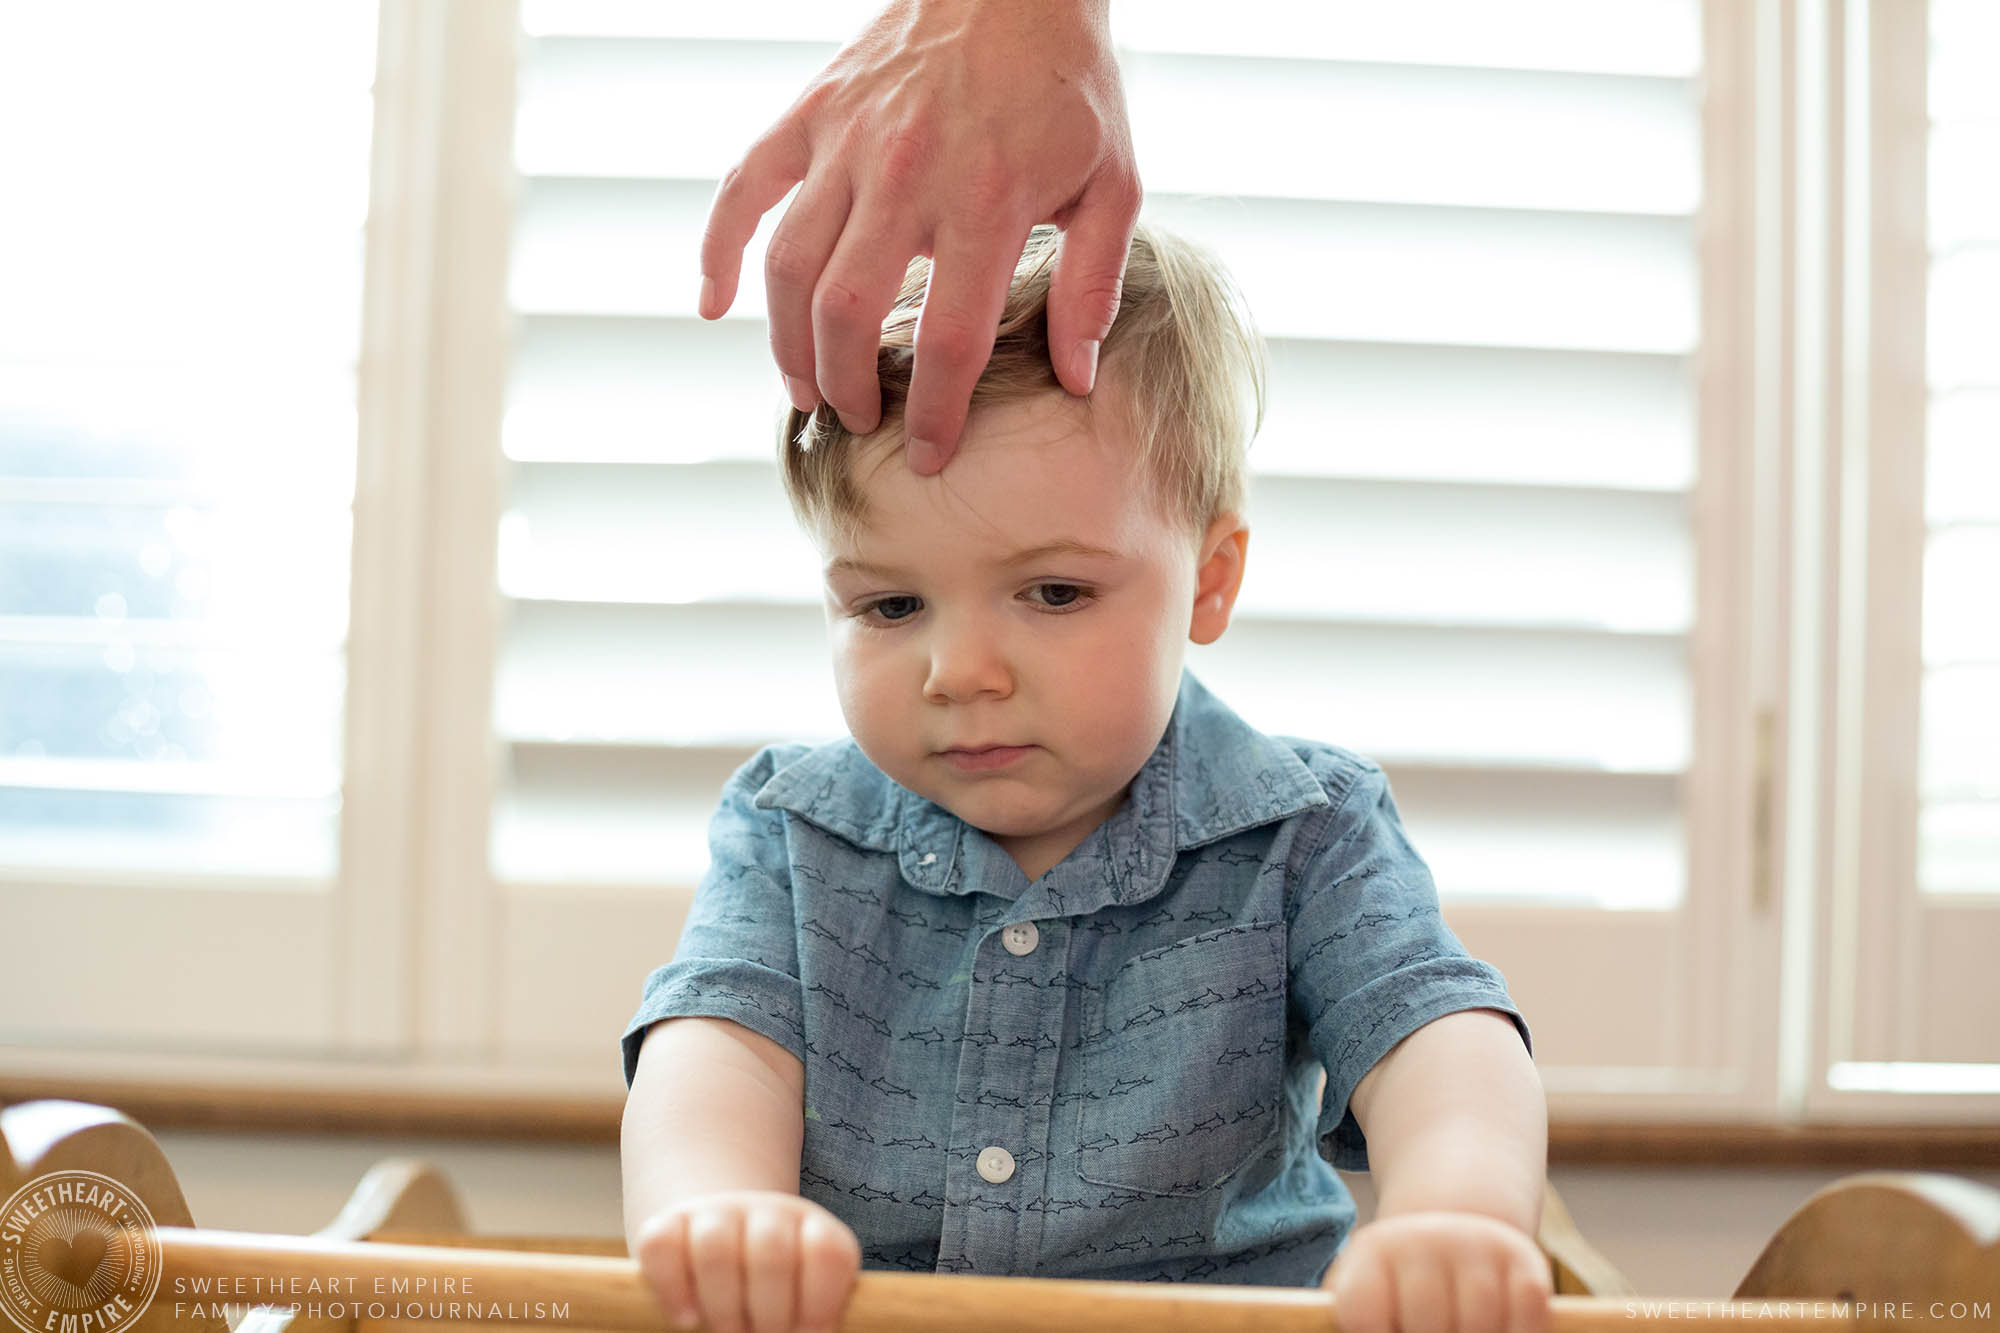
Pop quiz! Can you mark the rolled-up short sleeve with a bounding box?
[1288,760,1533,1172]
[620,745,810,1088]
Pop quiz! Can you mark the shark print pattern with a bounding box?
[622,669,1531,1289]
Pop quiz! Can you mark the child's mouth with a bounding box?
[940,744,1035,772]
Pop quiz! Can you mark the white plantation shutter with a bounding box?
[1804,0,1998,1108]
[1841,0,1999,1096]
[0,4,383,1049]
[8,0,1984,1124]
[495,0,1757,1107]
[1919,0,1998,904]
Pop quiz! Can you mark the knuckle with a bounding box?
[764,232,816,292]
[1078,272,1125,322]
[685,1210,738,1261]
[950,160,1016,224]
[813,276,870,335]
[712,159,747,205]
[1108,167,1144,214]
[915,310,983,372]
[632,1212,681,1258]
[874,125,936,197]
[743,1207,793,1254]
[804,1211,860,1266]
[793,79,838,124]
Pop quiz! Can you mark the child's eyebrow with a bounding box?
[826,538,1126,581]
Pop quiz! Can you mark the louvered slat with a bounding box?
[492,2,1704,910]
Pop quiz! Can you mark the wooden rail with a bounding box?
[155,1227,1877,1333]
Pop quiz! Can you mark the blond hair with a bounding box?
[777,223,1266,546]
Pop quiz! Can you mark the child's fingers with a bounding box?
[1389,1249,1455,1333]
[1327,1245,1394,1333]
[630,1210,701,1330]
[793,1209,862,1333]
[1453,1259,1506,1333]
[684,1206,750,1333]
[738,1206,799,1333]
[1507,1248,1554,1333]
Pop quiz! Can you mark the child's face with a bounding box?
[819,389,1247,881]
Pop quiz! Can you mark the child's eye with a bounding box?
[1026,583,1093,611]
[848,580,1096,624]
[859,595,922,624]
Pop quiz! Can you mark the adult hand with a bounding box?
[698,0,1140,475]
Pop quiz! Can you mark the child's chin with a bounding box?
[932,791,1055,838]
[967,818,1048,841]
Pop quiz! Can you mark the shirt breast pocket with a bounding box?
[1074,920,1286,1197]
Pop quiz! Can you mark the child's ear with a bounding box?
[1189,513,1250,646]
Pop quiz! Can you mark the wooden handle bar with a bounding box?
[155,1227,1859,1333]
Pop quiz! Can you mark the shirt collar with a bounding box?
[751,668,1328,912]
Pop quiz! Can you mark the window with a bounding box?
[4,0,1990,1125]
[0,3,385,1051]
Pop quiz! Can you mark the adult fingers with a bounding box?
[901,219,1034,474]
[1045,170,1141,398]
[738,1207,798,1333]
[793,1210,862,1333]
[812,205,923,436]
[630,1210,700,1330]
[700,119,813,322]
[764,173,855,414]
[684,1207,749,1333]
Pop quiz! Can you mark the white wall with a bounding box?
[152,1130,2000,1298]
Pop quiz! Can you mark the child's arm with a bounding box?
[1322,1008,1551,1333]
[622,1017,861,1333]
[621,1015,806,1227]
[1351,1008,1545,1228]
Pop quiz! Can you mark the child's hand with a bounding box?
[632,1189,861,1333]
[1322,1211,1552,1333]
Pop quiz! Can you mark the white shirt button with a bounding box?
[1000,921,1039,956]
[976,1146,1016,1183]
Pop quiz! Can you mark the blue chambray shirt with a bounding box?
[621,668,1531,1286]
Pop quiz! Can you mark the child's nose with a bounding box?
[922,614,1013,703]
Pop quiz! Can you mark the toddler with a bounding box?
[621,224,1548,1333]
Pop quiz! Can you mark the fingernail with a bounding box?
[1073,339,1100,394]
[698,276,715,317]
[908,438,943,473]
[671,1308,700,1330]
[785,375,817,413]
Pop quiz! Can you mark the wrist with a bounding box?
[1373,1174,1543,1238]
[913,0,1111,40]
